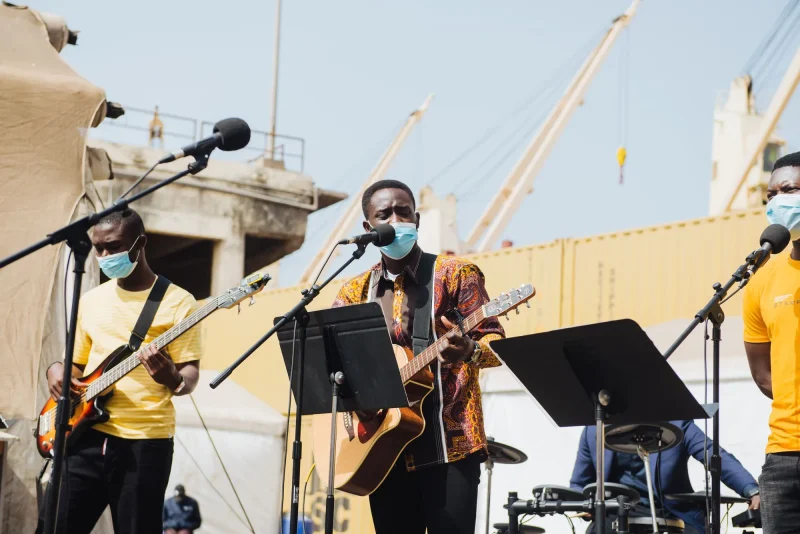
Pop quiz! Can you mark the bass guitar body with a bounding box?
[35,346,129,458]
[311,344,434,496]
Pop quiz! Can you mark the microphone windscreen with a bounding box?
[373,224,396,246]
[214,118,251,152]
[760,224,792,254]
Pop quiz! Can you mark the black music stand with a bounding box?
[490,319,715,534]
[276,303,409,534]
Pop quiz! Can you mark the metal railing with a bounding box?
[96,106,305,172]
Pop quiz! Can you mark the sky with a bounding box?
[31,0,800,284]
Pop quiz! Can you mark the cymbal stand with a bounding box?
[484,448,495,534]
[637,445,659,534]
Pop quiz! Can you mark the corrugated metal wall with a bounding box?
[199,207,771,534]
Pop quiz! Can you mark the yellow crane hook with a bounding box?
[616,146,627,185]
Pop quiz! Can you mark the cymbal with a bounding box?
[666,491,748,504]
[493,523,545,534]
[604,421,683,454]
[487,437,528,465]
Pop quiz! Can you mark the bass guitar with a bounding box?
[311,283,535,495]
[35,272,270,458]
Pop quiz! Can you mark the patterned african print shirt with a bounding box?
[331,247,505,470]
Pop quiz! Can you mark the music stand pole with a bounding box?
[325,372,344,534]
[595,392,609,534]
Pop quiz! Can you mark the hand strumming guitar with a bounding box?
[137,345,181,391]
[437,316,478,363]
[46,362,84,401]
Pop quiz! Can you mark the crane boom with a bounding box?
[465,0,641,252]
[719,47,800,213]
[299,93,434,284]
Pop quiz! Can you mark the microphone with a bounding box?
[748,224,791,275]
[158,118,251,163]
[338,224,395,246]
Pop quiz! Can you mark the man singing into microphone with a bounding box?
[331,179,505,534]
[743,151,800,533]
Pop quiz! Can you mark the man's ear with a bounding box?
[363,220,372,233]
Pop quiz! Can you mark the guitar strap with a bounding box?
[128,276,171,351]
[411,253,438,357]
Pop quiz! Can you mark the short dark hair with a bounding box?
[773,151,800,171]
[96,208,145,238]
[361,179,415,218]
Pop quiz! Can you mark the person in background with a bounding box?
[163,484,201,534]
[570,420,759,534]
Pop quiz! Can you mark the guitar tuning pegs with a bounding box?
[525,301,530,308]
[504,315,510,321]
[249,296,256,306]
[237,303,241,315]
[515,308,520,315]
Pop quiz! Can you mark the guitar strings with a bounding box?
[41,296,223,428]
[400,307,486,381]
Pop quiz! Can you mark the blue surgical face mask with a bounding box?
[767,194,800,241]
[377,222,418,260]
[97,236,143,279]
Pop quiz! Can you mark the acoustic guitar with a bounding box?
[35,272,270,458]
[311,284,535,496]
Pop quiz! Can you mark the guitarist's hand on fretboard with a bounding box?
[137,344,182,391]
[438,316,478,363]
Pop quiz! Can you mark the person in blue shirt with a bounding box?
[163,484,202,534]
[569,420,760,533]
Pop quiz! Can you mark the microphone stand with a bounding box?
[662,251,763,534]
[0,154,211,534]
[211,243,368,534]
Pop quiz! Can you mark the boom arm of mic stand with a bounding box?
[0,159,207,270]
[663,262,748,360]
[210,243,368,388]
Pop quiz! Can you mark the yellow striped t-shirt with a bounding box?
[72,279,201,439]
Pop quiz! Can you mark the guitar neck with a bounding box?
[399,306,487,382]
[86,297,220,399]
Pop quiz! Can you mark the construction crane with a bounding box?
[465,0,641,252]
[717,47,800,213]
[299,93,434,284]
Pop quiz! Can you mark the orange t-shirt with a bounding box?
[743,252,800,453]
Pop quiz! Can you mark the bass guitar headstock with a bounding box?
[216,272,272,309]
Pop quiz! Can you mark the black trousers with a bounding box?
[760,452,800,534]
[369,453,482,534]
[37,429,173,534]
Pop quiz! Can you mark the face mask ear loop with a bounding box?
[129,235,144,264]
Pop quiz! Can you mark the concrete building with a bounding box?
[88,137,346,298]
